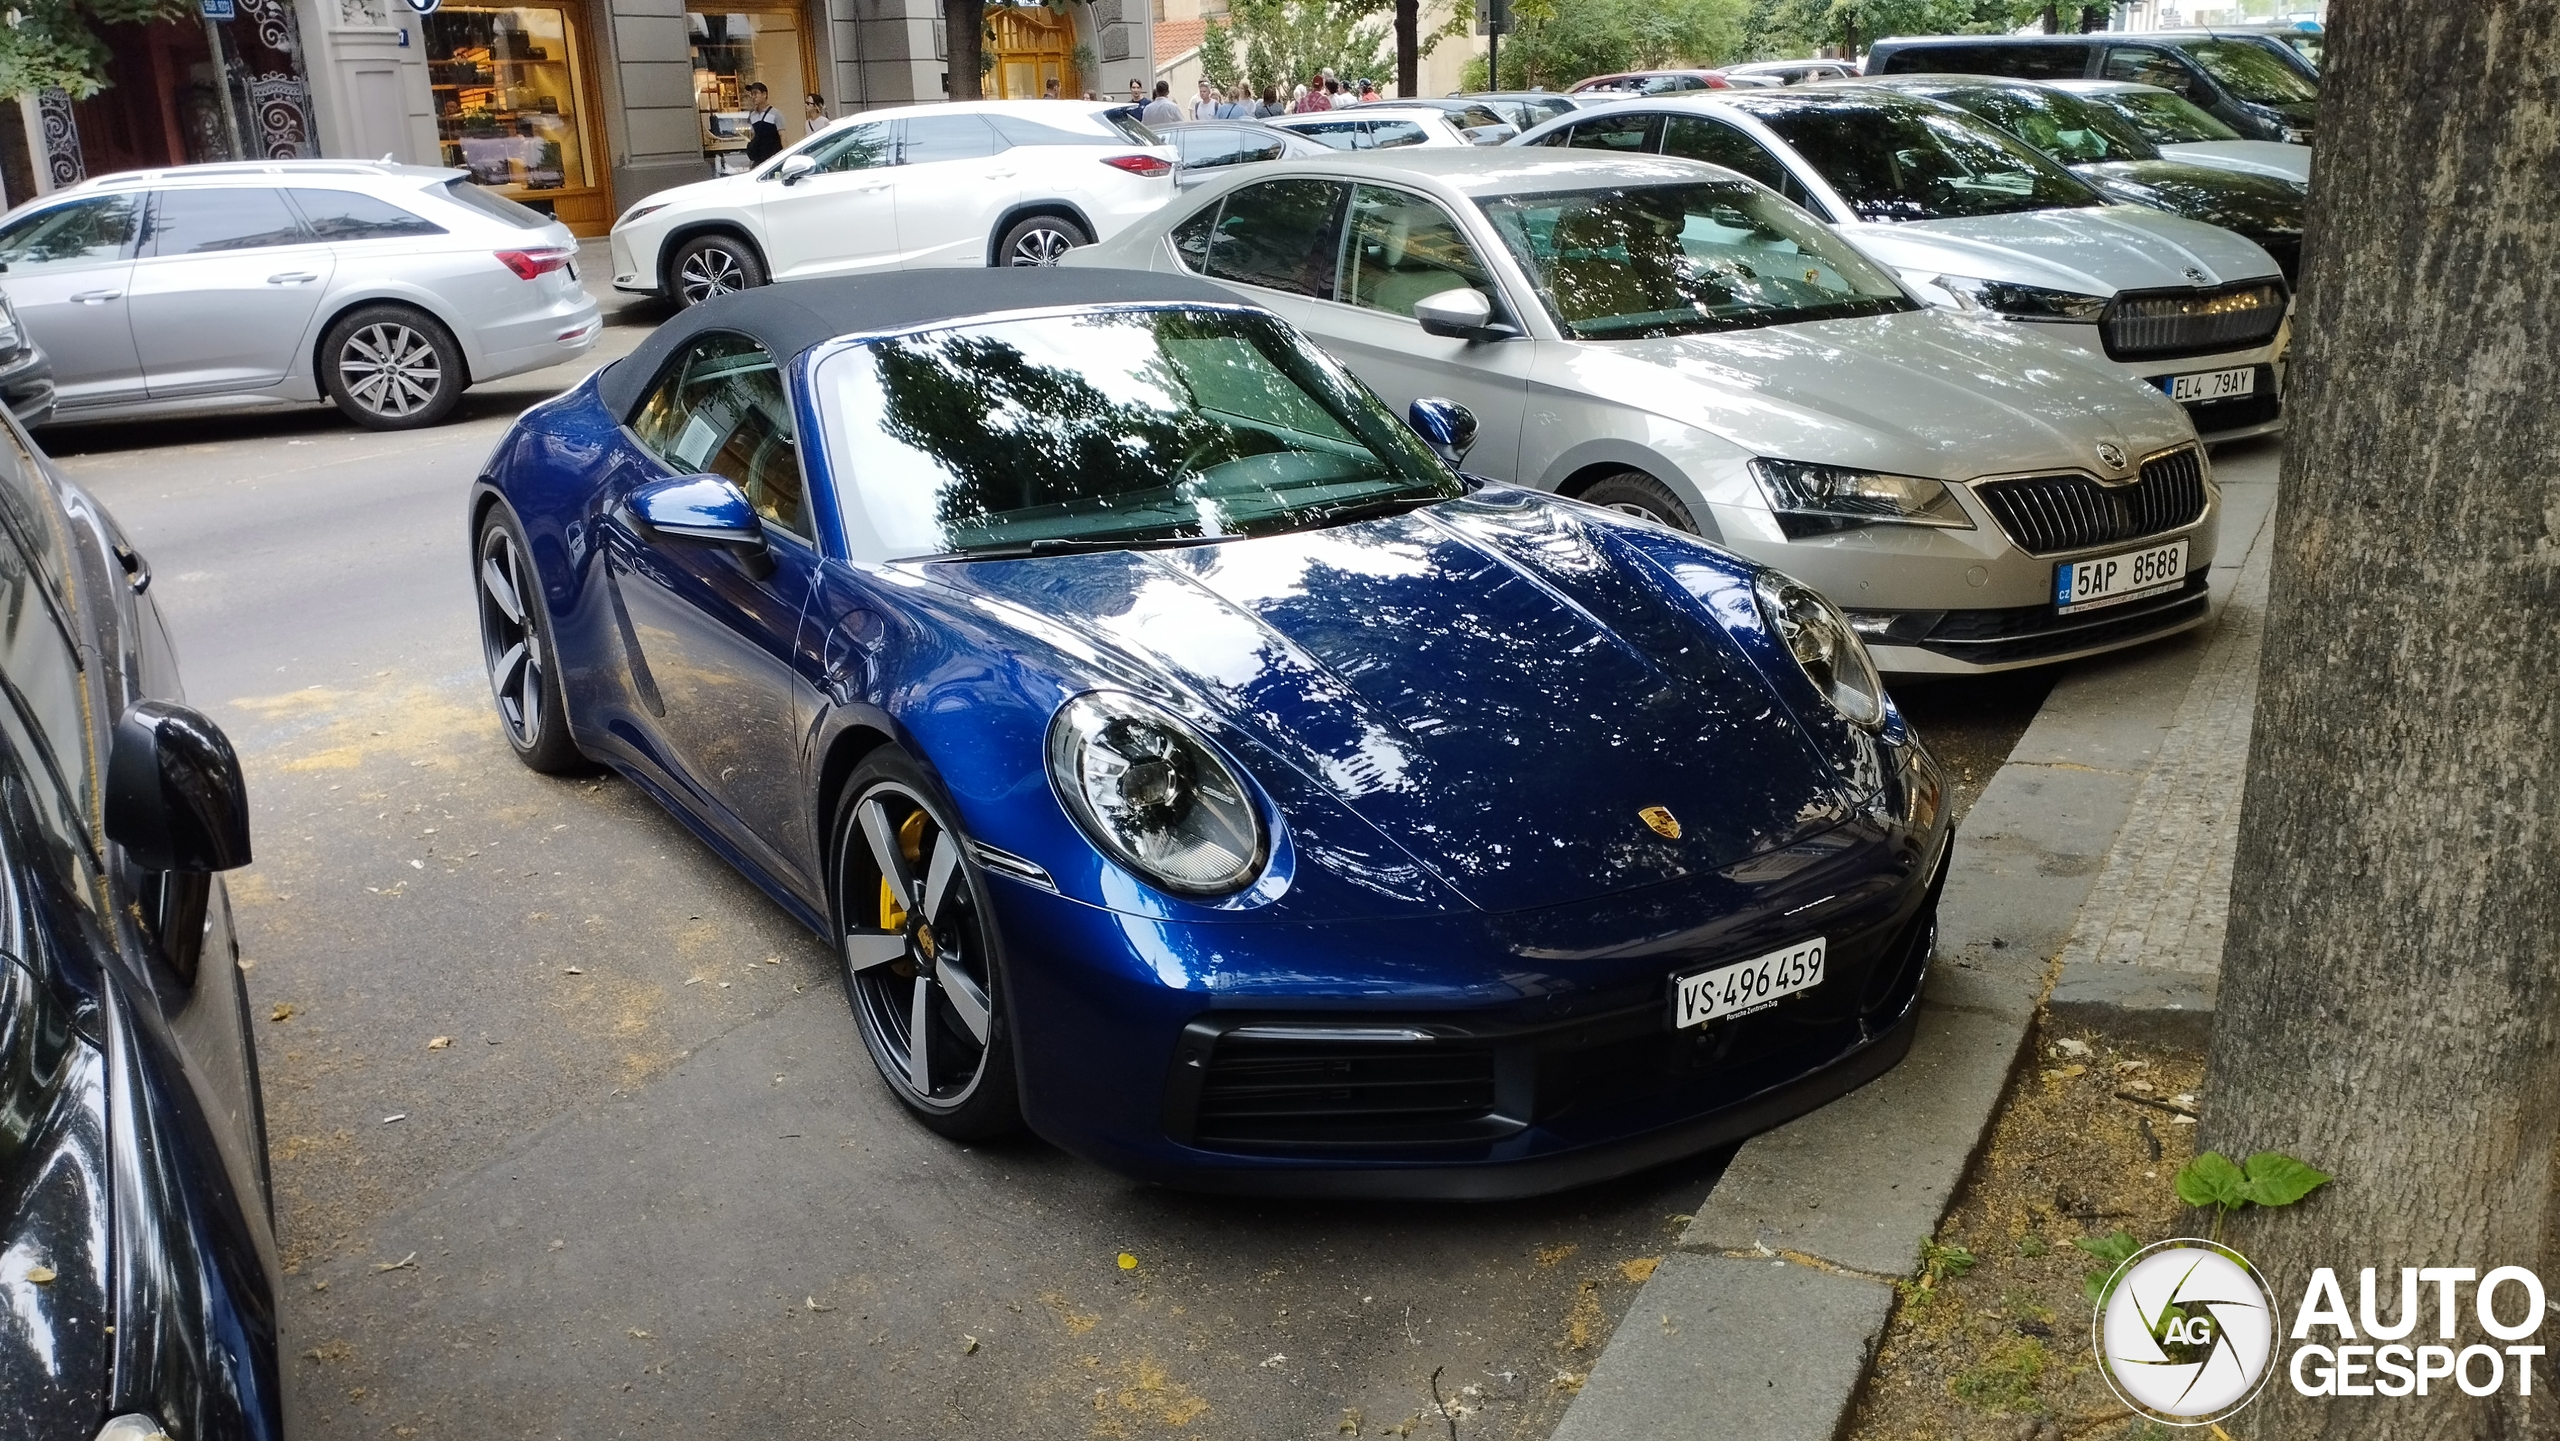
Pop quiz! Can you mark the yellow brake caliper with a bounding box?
[877,809,928,934]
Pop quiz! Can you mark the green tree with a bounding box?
[1200,0,1395,98]
[1458,0,1749,91]
[2,0,191,98]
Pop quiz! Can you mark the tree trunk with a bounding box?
[943,0,983,100]
[1396,0,1418,100]
[2204,4,2560,1436]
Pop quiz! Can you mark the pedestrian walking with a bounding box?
[1192,78,1217,119]
[1258,84,1282,117]
[740,82,784,165]
[1141,79,1183,126]
[1293,74,1330,112]
[804,92,827,128]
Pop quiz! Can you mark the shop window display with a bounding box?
[692,9,809,176]
[428,6,593,198]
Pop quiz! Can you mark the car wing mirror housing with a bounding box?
[773,153,817,185]
[1408,397,1479,466]
[1412,286,1517,342]
[628,473,774,575]
[107,700,252,873]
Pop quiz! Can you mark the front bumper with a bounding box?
[2041,326,2286,440]
[992,746,1950,1199]
[0,343,56,426]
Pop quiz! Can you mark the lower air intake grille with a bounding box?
[2102,281,2288,360]
[1191,1032,1500,1148]
[1975,447,2207,556]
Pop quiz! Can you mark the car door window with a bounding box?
[141,188,310,257]
[1368,119,1430,150]
[1340,184,1498,320]
[1662,116,1816,206]
[0,196,141,273]
[1566,113,1662,153]
[1291,119,1368,150]
[286,188,447,240]
[629,335,808,539]
[1191,179,1348,299]
[900,114,1005,165]
[803,120,896,174]
[2103,46,2204,100]
[0,440,97,911]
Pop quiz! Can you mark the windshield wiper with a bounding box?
[921,533,1221,561]
[1297,493,1444,529]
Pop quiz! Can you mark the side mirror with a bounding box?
[1408,397,1478,465]
[1412,286,1515,342]
[773,153,817,186]
[107,700,252,874]
[630,473,765,546]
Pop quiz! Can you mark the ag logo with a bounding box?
[2094,1239,2279,1425]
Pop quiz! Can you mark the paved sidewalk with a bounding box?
[1550,443,2281,1440]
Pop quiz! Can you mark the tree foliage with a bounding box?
[1200,0,1396,96]
[1459,0,1749,91]
[1,0,190,98]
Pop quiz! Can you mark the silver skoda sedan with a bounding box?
[0,160,601,430]
[1066,148,2219,675]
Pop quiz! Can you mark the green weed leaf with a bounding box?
[2175,1152,2248,1210]
[2239,1152,2331,1209]
[2075,1229,2138,1307]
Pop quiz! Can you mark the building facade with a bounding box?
[14,0,1155,234]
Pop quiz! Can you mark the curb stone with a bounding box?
[1545,445,2281,1440]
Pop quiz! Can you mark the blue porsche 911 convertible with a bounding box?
[469,268,1950,1197]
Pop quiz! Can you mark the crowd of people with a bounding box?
[1131,69,1384,123]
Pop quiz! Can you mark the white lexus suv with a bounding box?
[610,100,1178,307]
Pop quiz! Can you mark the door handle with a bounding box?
[266,271,319,284]
[71,289,122,304]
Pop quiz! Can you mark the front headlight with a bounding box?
[1754,574,1888,731]
[1046,692,1267,895]
[1934,275,2108,322]
[614,201,669,229]
[95,1417,173,1441]
[1749,459,1973,538]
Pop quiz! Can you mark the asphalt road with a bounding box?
[40,278,2050,1441]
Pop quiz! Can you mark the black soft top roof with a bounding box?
[595,266,1241,417]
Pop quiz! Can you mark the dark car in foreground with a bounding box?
[469,268,1950,1198]
[1855,73,2306,281]
[0,416,271,1436]
[1865,31,2317,143]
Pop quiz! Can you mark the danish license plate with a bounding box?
[2160,366,2255,403]
[1674,938,1825,1029]
[2055,538,2187,614]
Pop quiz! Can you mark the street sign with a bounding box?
[1472,0,1511,36]
[199,0,235,17]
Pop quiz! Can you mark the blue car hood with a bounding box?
[920,496,1858,912]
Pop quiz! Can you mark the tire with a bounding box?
[996,213,1090,267]
[831,749,1022,1141]
[475,506,590,775]
[1576,470,1699,533]
[667,232,766,307]
[321,304,464,431]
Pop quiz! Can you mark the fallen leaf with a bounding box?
[2053,1037,2092,1058]
[270,1003,296,1022]
[806,1296,834,1312]
[1117,1252,1139,1270]
[372,1252,418,1273]
[425,1036,451,1050]
[962,1334,980,1354]
[26,1265,55,1284]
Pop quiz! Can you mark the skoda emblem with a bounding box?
[2096,441,2128,472]
[1640,806,1682,840]
[2182,265,2210,284]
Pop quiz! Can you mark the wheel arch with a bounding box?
[983,201,1098,267]
[1541,443,1726,543]
[658,221,771,293]
[309,292,477,398]
[814,720,902,919]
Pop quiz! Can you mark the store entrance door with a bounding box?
[689,8,815,178]
[987,4,1076,100]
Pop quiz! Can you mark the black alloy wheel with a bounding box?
[669,233,767,306]
[475,509,588,774]
[833,751,1021,1139]
[997,213,1089,267]
[1576,469,1699,532]
[322,304,464,430]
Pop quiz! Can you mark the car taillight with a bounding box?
[1100,154,1174,177]
[496,247,573,280]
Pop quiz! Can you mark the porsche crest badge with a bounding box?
[1640,806,1682,840]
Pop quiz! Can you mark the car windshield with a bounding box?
[2102,88,2243,143]
[819,307,1461,558]
[1747,94,2103,221]
[1938,85,2160,164]
[1477,181,1916,341]
[2173,39,2318,103]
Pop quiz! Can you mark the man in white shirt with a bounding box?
[1141,80,1183,126]
[1192,79,1218,120]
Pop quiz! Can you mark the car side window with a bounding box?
[1662,116,1816,207]
[2104,46,2202,98]
[804,120,896,174]
[1195,179,1348,299]
[1369,119,1430,150]
[1567,113,1662,153]
[901,114,1005,165]
[1292,119,1368,150]
[1339,184,1498,321]
[629,335,808,540]
[0,196,141,273]
[142,188,311,257]
[0,443,97,913]
[287,188,448,241]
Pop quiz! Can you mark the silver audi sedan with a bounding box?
[0,160,601,430]
[1067,148,2219,675]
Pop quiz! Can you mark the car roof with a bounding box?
[1855,72,2059,93]
[2048,79,2170,96]
[594,268,1238,417]
[1212,146,1725,197]
[66,159,465,192]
